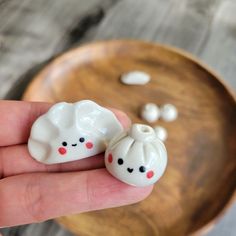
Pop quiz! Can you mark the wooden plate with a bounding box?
[23,40,236,236]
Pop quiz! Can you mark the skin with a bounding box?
[0,101,153,227]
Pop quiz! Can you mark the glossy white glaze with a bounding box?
[120,71,150,85]
[160,104,178,122]
[154,126,168,142]
[105,124,168,187]
[28,100,123,164]
[140,103,160,123]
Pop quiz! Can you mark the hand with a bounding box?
[0,101,153,227]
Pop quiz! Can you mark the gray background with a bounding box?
[0,0,235,235]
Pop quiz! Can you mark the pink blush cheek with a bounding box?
[146,170,154,179]
[85,142,93,149]
[108,154,113,163]
[58,147,67,155]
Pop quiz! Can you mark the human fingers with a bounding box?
[0,169,153,227]
[0,144,104,178]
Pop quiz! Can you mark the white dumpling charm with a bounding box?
[105,124,167,187]
[28,100,123,164]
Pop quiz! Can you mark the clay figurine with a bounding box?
[140,103,160,123]
[120,71,150,85]
[160,104,178,122]
[105,124,167,187]
[28,100,123,164]
[154,126,168,142]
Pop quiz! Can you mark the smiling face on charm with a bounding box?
[45,128,105,164]
[105,152,159,187]
[57,137,94,156]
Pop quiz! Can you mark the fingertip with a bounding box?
[129,184,154,203]
[87,169,153,210]
[110,108,131,130]
[118,183,154,206]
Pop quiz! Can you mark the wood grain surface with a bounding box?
[1,0,236,235]
[23,40,236,236]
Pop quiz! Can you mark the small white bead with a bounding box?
[160,104,178,122]
[154,126,168,142]
[120,71,150,85]
[140,103,160,123]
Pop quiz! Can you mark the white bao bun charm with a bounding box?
[28,100,123,164]
[160,104,178,122]
[120,71,150,85]
[154,126,168,142]
[140,103,160,123]
[105,124,168,187]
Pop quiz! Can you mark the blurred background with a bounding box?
[0,0,235,235]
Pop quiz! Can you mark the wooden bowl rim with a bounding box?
[23,39,236,104]
[23,39,236,235]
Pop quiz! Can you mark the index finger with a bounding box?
[0,100,130,147]
[0,101,51,146]
[0,169,153,226]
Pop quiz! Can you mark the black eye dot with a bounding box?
[62,142,67,146]
[79,137,85,143]
[139,166,146,173]
[117,158,124,165]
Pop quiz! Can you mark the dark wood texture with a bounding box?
[22,40,236,236]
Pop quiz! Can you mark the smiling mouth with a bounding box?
[72,144,77,146]
[127,168,133,173]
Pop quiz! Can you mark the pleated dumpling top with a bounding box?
[28,100,123,164]
[105,124,168,187]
